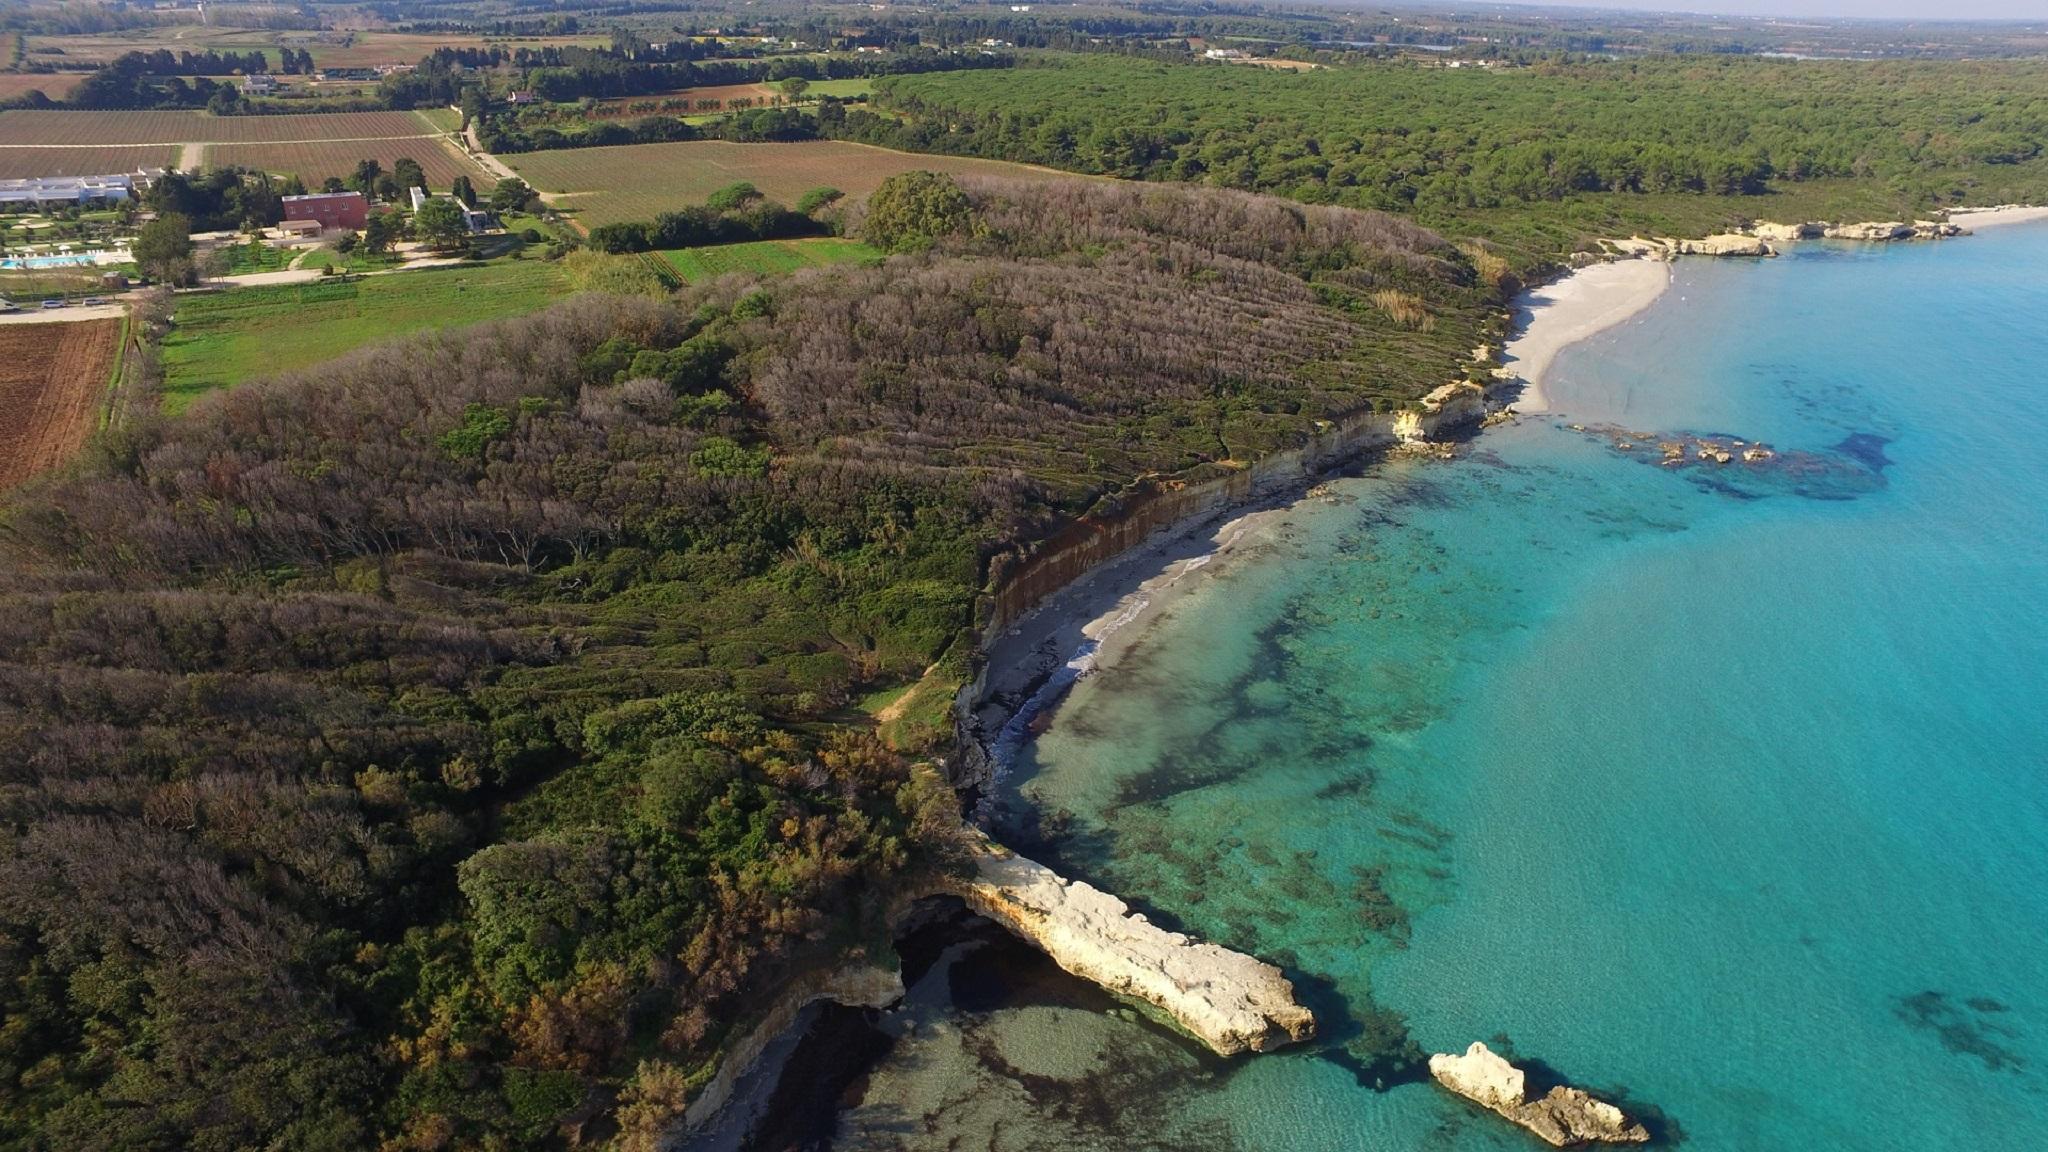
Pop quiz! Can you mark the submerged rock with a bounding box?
[1429,1042,1650,1147]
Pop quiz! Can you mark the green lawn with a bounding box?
[658,237,880,283]
[413,107,463,133]
[161,259,570,412]
[803,79,873,99]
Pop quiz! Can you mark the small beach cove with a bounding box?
[709,215,2048,1151]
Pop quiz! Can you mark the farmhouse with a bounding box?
[283,191,369,231]
[0,174,140,208]
[241,74,279,95]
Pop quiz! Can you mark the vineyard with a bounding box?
[0,110,444,145]
[0,145,179,178]
[208,138,486,186]
[510,140,1074,226]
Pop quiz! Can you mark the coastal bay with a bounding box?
[815,221,2048,1149]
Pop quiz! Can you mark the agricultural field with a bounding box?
[659,237,881,283]
[0,73,87,101]
[0,315,122,489]
[25,29,605,70]
[511,140,1074,227]
[0,108,483,183]
[160,259,570,412]
[0,144,178,178]
[207,137,485,186]
[0,109,442,144]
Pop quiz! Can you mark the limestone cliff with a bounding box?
[1429,1042,1650,1148]
[940,841,1316,1056]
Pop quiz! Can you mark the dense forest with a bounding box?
[853,55,2048,260]
[0,177,1502,1150]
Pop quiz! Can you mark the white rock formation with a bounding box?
[943,843,1315,1055]
[1750,221,1824,242]
[1429,1042,1651,1147]
[1672,233,1775,257]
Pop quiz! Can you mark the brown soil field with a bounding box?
[0,73,87,100]
[0,145,179,178]
[510,140,1079,227]
[0,317,120,489]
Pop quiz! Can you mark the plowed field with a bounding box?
[0,317,120,488]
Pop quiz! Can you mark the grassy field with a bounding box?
[659,237,881,283]
[413,106,463,133]
[509,140,1074,227]
[804,79,874,99]
[161,259,569,412]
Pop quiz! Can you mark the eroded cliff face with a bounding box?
[937,842,1316,1056]
[673,963,905,1140]
[981,383,1495,637]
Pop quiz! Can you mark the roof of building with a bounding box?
[283,191,367,203]
[0,173,138,194]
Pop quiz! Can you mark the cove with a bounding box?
[822,225,2048,1150]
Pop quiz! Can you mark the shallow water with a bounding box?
[830,228,2048,1150]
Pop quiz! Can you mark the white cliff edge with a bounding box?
[1429,1041,1650,1148]
[940,840,1316,1056]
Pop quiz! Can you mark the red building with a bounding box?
[282,191,368,231]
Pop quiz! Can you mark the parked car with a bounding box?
[82,296,107,306]
[41,299,65,309]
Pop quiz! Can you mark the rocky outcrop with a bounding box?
[674,962,905,1140]
[1430,1042,1650,1147]
[1674,233,1775,257]
[1751,221,1824,242]
[1608,234,1774,260]
[940,841,1315,1056]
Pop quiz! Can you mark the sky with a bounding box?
[1489,0,2045,19]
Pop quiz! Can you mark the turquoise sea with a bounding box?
[825,225,2048,1150]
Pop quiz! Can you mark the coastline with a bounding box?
[1948,204,2048,230]
[1497,259,1672,413]
[971,252,1675,748]
[674,207,2048,1145]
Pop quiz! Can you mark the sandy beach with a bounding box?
[1949,204,2048,231]
[974,498,1304,767]
[1499,258,1672,412]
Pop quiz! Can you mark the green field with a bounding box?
[509,140,1073,227]
[659,237,881,283]
[413,107,463,133]
[161,260,570,412]
[804,79,874,99]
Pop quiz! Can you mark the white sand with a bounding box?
[1500,258,1672,413]
[1948,205,2048,231]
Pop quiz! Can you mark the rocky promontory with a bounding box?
[1430,1041,1650,1147]
[940,840,1316,1056]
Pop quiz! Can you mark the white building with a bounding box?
[0,173,141,208]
